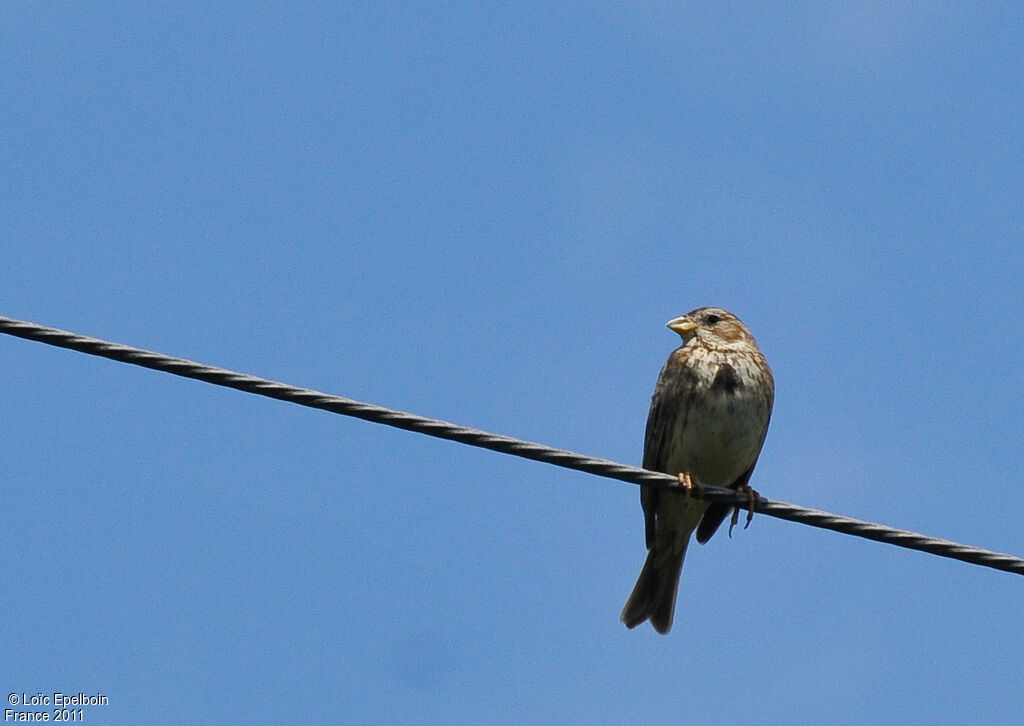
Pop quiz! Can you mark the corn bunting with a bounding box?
[621,307,774,634]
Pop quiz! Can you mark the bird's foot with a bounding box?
[728,485,761,537]
[677,472,696,502]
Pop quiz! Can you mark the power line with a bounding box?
[1,313,1021,576]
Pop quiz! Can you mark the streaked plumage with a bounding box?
[621,307,774,634]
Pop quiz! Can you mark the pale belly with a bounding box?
[663,381,768,487]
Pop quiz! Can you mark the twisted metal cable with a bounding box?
[2,314,1021,576]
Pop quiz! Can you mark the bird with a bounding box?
[620,306,774,634]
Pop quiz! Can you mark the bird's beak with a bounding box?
[666,316,698,338]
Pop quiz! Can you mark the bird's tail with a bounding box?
[619,542,688,634]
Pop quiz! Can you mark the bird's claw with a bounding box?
[728,485,760,537]
[677,472,705,504]
[677,472,695,502]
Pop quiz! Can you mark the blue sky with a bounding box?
[3,3,1023,724]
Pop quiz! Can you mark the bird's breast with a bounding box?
[664,351,771,485]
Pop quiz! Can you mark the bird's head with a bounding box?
[666,307,757,351]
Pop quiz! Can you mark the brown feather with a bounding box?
[622,307,774,634]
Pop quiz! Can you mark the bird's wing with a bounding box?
[640,353,686,549]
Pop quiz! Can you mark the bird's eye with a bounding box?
[704,314,721,325]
